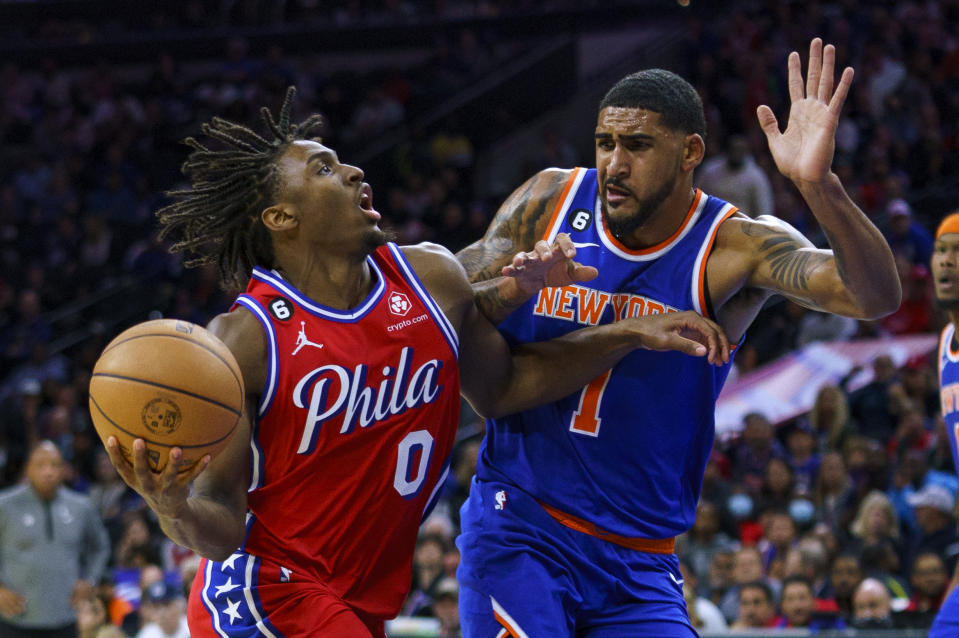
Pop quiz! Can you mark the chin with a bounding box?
[363,226,392,250]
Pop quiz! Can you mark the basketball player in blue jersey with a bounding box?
[455,39,901,637]
[929,212,959,638]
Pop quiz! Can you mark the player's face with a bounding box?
[273,140,386,251]
[594,107,697,242]
[932,233,959,310]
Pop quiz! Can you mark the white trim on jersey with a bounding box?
[253,257,386,322]
[201,559,230,638]
[387,243,460,356]
[543,167,588,244]
[942,324,959,368]
[244,554,280,638]
[233,296,279,418]
[596,191,707,261]
[491,596,531,638]
[421,460,451,522]
[690,201,736,316]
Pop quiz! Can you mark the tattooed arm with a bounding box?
[720,211,896,318]
[456,168,574,323]
[734,38,900,319]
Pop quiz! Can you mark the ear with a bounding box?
[261,205,298,232]
[682,134,705,172]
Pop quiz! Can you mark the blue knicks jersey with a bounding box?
[938,324,959,475]
[480,168,738,539]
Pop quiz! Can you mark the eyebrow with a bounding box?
[307,150,337,165]
[594,133,655,141]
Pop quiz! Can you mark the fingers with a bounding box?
[787,51,803,103]
[554,232,577,258]
[756,105,779,139]
[830,66,854,113]
[818,42,835,102]
[676,311,730,365]
[570,263,599,283]
[105,436,138,486]
[805,38,823,102]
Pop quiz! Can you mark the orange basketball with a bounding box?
[89,319,244,473]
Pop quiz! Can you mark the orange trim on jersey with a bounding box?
[540,167,586,241]
[600,189,704,256]
[696,204,740,320]
[540,501,675,554]
[493,614,521,638]
[948,326,959,358]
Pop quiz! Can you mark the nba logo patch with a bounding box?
[494,490,507,510]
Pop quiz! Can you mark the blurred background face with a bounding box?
[692,501,719,536]
[738,585,774,627]
[853,581,891,621]
[26,443,64,500]
[709,551,734,590]
[733,548,763,583]
[911,554,947,598]
[831,556,863,597]
[781,582,814,627]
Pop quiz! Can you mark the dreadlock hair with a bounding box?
[156,86,324,289]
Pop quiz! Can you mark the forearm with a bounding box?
[471,276,536,325]
[156,495,245,561]
[483,322,640,418]
[798,173,901,317]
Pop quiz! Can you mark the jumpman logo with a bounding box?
[292,322,323,355]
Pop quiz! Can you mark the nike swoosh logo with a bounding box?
[572,242,600,249]
[669,572,684,586]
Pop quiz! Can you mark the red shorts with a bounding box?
[187,553,385,637]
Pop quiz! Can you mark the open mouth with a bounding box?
[358,183,381,220]
[606,183,632,204]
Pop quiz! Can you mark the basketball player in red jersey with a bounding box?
[101,88,729,637]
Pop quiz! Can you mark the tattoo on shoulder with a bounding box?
[459,170,569,282]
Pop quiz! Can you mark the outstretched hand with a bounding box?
[104,436,210,520]
[757,38,853,184]
[501,232,599,295]
[627,310,731,366]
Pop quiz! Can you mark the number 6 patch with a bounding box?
[269,297,293,321]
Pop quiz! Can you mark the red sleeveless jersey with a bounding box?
[230,243,459,618]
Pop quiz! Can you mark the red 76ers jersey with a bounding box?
[231,243,460,619]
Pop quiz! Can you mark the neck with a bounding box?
[620,185,697,250]
[276,251,375,310]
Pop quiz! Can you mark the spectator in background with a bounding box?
[401,533,451,616]
[795,309,859,347]
[134,581,188,638]
[812,451,857,532]
[905,484,959,574]
[732,412,786,495]
[431,577,461,638]
[848,354,899,443]
[900,552,949,629]
[808,384,858,453]
[678,558,728,634]
[757,458,796,513]
[719,545,766,622]
[851,577,897,630]
[785,420,821,495]
[847,490,902,557]
[881,260,934,335]
[730,580,778,630]
[706,548,736,610]
[883,198,933,267]
[0,441,110,637]
[76,595,110,638]
[774,574,846,631]
[676,499,736,588]
[695,133,774,217]
[829,553,865,622]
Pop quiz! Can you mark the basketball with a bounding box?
[89,319,245,473]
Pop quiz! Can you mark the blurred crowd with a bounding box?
[0,0,958,636]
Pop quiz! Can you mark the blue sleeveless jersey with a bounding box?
[479,168,738,539]
[938,324,959,475]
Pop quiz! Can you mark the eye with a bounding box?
[317,163,332,175]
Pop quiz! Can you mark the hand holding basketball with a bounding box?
[89,319,245,475]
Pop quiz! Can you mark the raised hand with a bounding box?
[501,232,599,295]
[625,310,731,366]
[757,38,853,184]
[104,436,209,520]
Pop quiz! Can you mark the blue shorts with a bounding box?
[456,478,697,638]
[930,584,959,638]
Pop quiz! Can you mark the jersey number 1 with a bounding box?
[569,370,612,436]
